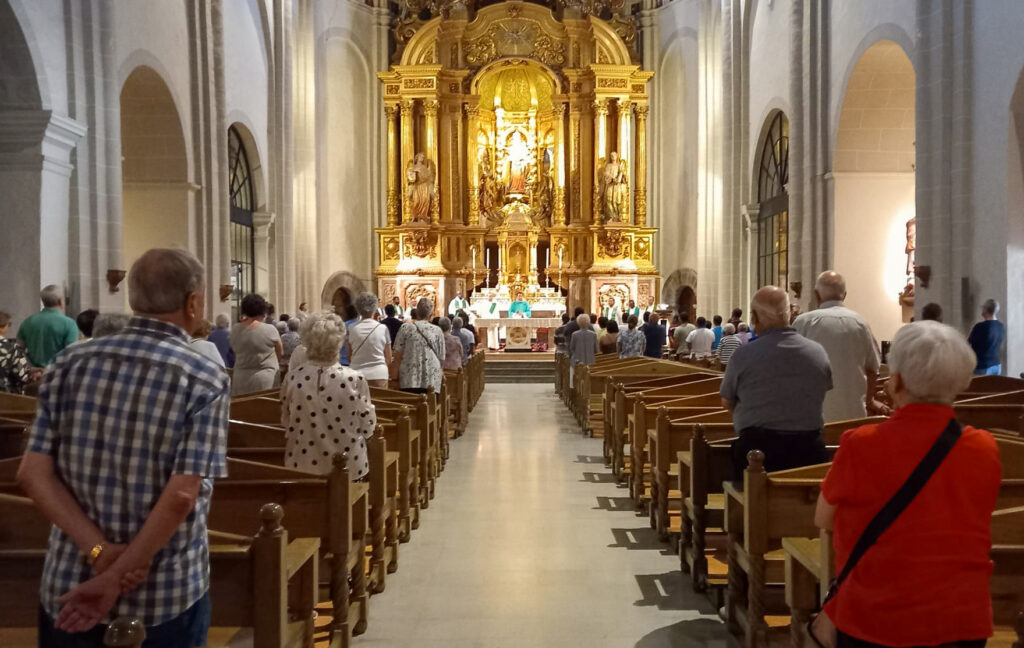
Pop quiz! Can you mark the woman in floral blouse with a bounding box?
[0,311,34,394]
[392,298,445,394]
[616,314,646,359]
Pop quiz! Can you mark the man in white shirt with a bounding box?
[447,291,469,317]
[685,316,715,358]
[792,270,889,421]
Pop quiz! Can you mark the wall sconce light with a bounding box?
[219,284,233,302]
[106,269,126,293]
[913,265,931,289]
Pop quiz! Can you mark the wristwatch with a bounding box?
[86,543,105,566]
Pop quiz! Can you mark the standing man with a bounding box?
[793,271,888,421]
[601,296,618,323]
[672,313,696,358]
[447,291,469,317]
[294,302,310,321]
[391,296,406,321]
[640,312,666,359]
[508,292,532,318]
[622,299,642,322]
[967,298,1006,376]
[16,285,79,367]
[381,304,404,343]
[685,316,716,358]
[720,285,832,477]
[711,315,724,350]
[17,248,229,643]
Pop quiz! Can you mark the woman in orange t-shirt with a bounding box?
[815,321,1001,648]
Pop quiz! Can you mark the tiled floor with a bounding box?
[354,383,727,648]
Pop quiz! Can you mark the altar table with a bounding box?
[475,317,563,350]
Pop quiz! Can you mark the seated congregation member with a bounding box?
[717,323,741,367]
[672,312,696,358]
[382,303,403,343]
[0,310,33,394]
[438,317,465,371]
[686,316,715,358]
[640,312,666,359]
[568,313,599,380]
[814,320,999,648]
[189,319,225,369]
[967,298,1005,376]
[794,271,888,421]
[720,285,832,477]
[453,316,474,363]
[17,248,229,644]
[230,293,283,395]
[599,320,619,354]
[392,298,445,394]
[17,284,79,367]
[347,292,392,388]
[617,315,645,358]
[282,311,377,479]
[208,313,234,367]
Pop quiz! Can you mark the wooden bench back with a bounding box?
[229,396,281,425]
[0,393,36,413]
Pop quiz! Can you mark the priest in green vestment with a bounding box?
[623,299,641,322]
[447,291,469,316]
[601,296,618,323]
[508,292,532,318]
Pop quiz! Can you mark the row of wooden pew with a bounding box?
[556,352,1024,648]
[0,350,486,647]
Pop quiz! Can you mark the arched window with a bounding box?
[228,125,255,320]
[755,112,789,289]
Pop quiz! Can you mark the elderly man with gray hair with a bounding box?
[392,297,445,394]
[720,285,833,478]
[18,248,229,643]
[793,270,888,421]
[16,284,79,367]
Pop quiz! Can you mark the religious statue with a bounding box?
[505,130,530,196]
[598,151,628,223]
[530,157,554,228]
[406,152,435,223]
[905,217,916,276]
[479,157,503,226]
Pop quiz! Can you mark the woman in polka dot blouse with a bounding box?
[281,311,377,479]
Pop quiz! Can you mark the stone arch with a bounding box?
[320,271,368,313]
[662,267,698,315]
[2,0,49,110]
[120,65,190,290]
[226,117,266,210]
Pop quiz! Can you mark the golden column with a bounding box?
[385,103,399,226]
[617,98,631,222]
[466,104,481,226]
[424,99,440,224]
[399,99,415,224]
[593,99,609,223]
[634,104,649,227]
[568,102,583,224]
[553,101,566,226]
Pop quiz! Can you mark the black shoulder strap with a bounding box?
[823,418,962,604]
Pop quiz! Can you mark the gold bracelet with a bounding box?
[86,543,104,566]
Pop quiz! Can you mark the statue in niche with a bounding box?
[598,151,628,223]
[905,217,916,276]
[405,153,435,223]
[505,130,530,196]
[479,156,504,226]
[531,155,554,228]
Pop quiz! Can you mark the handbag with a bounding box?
[807,418,962,648]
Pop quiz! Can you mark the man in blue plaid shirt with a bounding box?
[17,248,230,647]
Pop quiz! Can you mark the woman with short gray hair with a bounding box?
[392,297,445,393]
[281,312,376,480]
[346,292,392,388]
[814,321,999,648]
[438,317,464,371]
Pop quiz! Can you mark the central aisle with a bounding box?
[356,383,727,648]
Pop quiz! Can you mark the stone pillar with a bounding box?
[618,98,632,222]
[554,101,567,226]
[424,99,440,224]
[385,104,399,226]
[399,99,415,224]
[252,211,276,295]
[568,102,583,224]
[593,99,609,223]
[634,104,648,227]
[466,104,481,226]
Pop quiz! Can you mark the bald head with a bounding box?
[814,271,847,304]
[750,286,790,330]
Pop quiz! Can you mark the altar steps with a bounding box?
[484,359,555,384]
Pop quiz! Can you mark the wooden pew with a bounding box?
[209,457,369,647]
[374,396,434,510]
[444,366,469,439]
[582,358,696,434]
[0,392,36,413]
[370,387,440,502]
[0,493,320,648]
[466,349,485,410]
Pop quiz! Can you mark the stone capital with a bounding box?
[252,211,276,238]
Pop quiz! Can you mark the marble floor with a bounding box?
[355,383,727,648]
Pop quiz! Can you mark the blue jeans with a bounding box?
[38,592,210,648]
[975,364,1002,376]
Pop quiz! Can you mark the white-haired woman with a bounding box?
[281,312,377,480]
[391,298,445,394]
[813,321,1000,648]
[438,317,464,371]
[346,292,392,388]
[568,313,598,384]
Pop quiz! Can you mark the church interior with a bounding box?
[2,0,1024,647]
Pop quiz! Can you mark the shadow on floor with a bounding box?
[633,618,727,648]
[608,527,675,555]
[574,454,606,464]
[593,495,636,512]
[633,571,719,614]
[580,471,618,484]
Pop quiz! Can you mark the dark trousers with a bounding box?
[731,427,828,481]
[401,387,429,395]
[837,630,985,648]
[38,593,210,648]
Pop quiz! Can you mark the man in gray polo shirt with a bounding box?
[720,285,832,478]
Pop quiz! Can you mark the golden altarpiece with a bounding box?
[375,1,659,317]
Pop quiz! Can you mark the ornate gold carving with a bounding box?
[635,189,647,228]
[609,16,638,62]
[632,84,646,94]
[571,82,582,93]
[386,192,400,227]
[597,48,610,64]
[423,99,439,116]
[637,282,652,306]
[634,235,650,260]
[405,282,437,306]
[404,78,436,89]
[463,18,566,68]
[422,47,435,64]
[448,82,460,93]
[403,229,438,258]
[392,17,424,64]
[382,282,397,304]
[634,104,649,119]
[597,283,630,309]
[383,236,401,261]
[598,229,631,258]
[386,84,401,96]
[597,78,628,89]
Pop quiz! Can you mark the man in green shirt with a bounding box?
[17,285,80,367]
[508,292,532,318]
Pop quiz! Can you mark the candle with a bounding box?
[558,247,563,269]
[472,247,477,270]
[546,248,550,267]
[486,248,490,268]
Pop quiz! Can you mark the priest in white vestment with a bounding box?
[474,293,502,349]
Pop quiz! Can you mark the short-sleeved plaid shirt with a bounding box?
[27,317,230,626]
